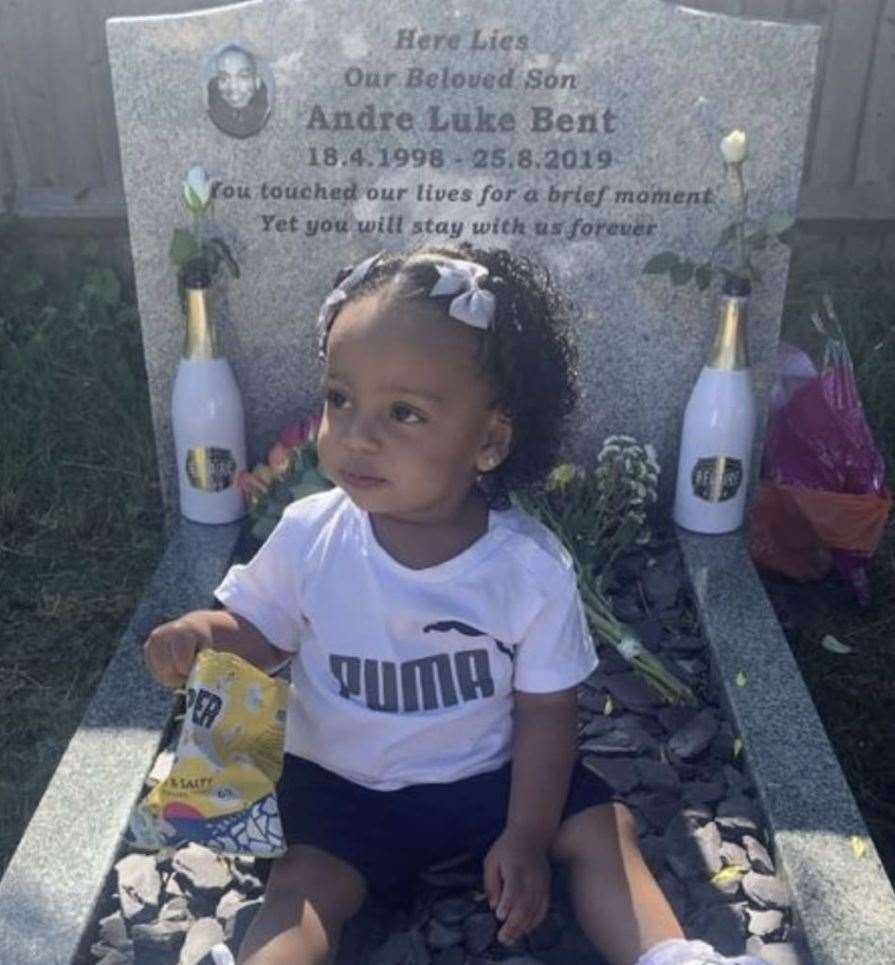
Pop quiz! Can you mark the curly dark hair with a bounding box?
[317,243,580,510]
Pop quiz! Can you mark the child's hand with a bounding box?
[482,826,551,946]
[144,617,205,689]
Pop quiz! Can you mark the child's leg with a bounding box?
[237,843,368,965]
[549,801,685,965]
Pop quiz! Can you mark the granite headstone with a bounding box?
[107,0,821,521]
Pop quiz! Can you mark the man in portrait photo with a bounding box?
[206,44,272,139]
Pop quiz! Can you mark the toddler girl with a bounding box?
[145,244,768,965]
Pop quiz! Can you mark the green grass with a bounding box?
[0,217,166,877]
[0,216,892,891]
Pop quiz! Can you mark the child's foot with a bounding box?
[635,938,768,964]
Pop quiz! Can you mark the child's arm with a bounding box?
[144,609,291,689]
[507,688,579,839]
[483,687,578,945]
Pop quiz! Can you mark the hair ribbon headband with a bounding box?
[316,251,384,337]
[430,259,496,330]
[317,252,497,338]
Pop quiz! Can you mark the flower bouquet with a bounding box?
[513,437,697,706]
[236,412,332,542]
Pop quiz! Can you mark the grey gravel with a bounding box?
[743,836,775,876]
[663,812,722,880]
[746,908,785,938]
[719,841,749,868]
[637,759,681,795]
[742,871,792,910]
[667,709,720,760]
[116,853,161,924]
[689,902,750,956]
[179,917,226,965]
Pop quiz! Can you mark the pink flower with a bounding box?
[236,468,271,508]
[252,465,275,487]
[267,442,291,474]
[235,469,254,500]
[278,410,322,448]
[278,421,308,449]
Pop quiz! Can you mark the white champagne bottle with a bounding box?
[172,266,247,524]
[673,276,757,534]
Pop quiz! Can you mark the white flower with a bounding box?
[720,129,747,165]
[183,165,213,213]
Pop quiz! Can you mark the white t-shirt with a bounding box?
[214,487,598,790]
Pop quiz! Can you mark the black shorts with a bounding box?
[275,754,619,904]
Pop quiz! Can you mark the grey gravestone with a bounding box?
[107,0,820,521]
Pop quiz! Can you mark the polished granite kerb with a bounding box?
[678,529,895,965]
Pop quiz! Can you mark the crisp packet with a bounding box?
[128,649,289,858]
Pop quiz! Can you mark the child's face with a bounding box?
[316,291,512,525]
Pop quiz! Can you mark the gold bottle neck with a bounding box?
[183,287,218,360]
[707,295,749,371]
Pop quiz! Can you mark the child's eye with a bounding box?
[325,389,348,409]
[392,403,424,425]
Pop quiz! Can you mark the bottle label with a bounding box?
[186,447,237,492]
[691,456,743,502]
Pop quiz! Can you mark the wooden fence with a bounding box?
[1,0,893,224]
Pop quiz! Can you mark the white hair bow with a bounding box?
[430,259,496,330]
[316,251,383,336]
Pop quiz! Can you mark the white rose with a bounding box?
[720,129,747,164]
[183,164,212,212]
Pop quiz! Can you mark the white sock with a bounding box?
[634,937,768,965]
[205,943,236,965]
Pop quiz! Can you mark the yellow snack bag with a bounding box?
[128,649,289,858]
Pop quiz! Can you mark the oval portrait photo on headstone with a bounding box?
[203,41,273,139]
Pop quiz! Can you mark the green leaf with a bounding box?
[288,474,332,501]
[735,670,747,688]
[169,228,199,267]
[766,212,795,236]
[643,252,678,274]
[302,468,334,490]
[820,634,853,655]
[670,260,694,285]
[205,237,240,278]
[251,514,279,542]
[694,265,714,291]
[851,836,868,859]
[183,184,206,213]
